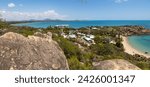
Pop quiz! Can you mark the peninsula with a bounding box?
[1,20,150,70]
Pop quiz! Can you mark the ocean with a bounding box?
[128,35,150,54]
[14,20,150,29]
[14,20,150,55]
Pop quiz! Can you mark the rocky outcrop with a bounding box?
[93,59,141,70]
[0,32,69,70]
[118,26,150,36]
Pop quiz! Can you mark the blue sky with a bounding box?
[0,0,150,21]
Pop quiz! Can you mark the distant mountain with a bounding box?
[8,19,84,24]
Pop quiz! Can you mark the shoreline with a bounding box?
[122,36,150,58]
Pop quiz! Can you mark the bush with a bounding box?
[54,37,81,58]
[0,20,9,28]
[68,56,92,70]
[137,62,150,70]
[90,43,116,56]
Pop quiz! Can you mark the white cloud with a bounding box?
[114,0,128,3]
[8,3,16,8]
[0,10,67,21]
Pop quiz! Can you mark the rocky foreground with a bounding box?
[0,32,141,70]
[93,59,141,70]
[0,32,69,70]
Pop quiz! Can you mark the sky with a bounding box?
[0,0,150,21]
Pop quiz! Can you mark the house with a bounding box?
[87,35,95,39]
[77,32,86,37]
[62,34,68,38]
[55,24,69,28]
[92,27,98,30]
[83,37,92,42]
[110,40,116,44]
[83,36,95,45]
[68,34,76,39]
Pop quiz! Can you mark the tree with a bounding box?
[68,56,92,70]
[115,37,124,50]
[0,13,2,22]
[54,37,81,58]
[90,43,116,56]
[0,13,9,28]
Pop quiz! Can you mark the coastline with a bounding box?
[122,36,150,58]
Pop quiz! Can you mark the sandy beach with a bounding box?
[122,36,150,58]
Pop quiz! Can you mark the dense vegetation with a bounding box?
[53,36,93,70]
[0,20,150,70]
[51,27,150,70]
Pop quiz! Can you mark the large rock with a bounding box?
[93,59,141,70]
[0,32,69,70]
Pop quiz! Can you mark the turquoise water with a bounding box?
[128,35,150,54]
[14,20,150,29]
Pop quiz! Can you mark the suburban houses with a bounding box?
[61,29,95,46]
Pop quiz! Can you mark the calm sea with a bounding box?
[14,20,150,54]
[128,35,150,55]
[14,20,150,29]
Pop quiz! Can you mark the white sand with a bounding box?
[122,36,150,58]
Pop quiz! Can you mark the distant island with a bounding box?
[8,19,83,24]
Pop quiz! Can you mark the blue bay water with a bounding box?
[14,20,150,54]
[14,20,150,29]
[128,35,150,54]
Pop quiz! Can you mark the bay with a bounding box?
[14,20,150,29]
[14,20,150,54]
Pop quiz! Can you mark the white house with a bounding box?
[87,35,95,39]
[68,34,76,39]
[92,27,98,30]
[55,24,69,28]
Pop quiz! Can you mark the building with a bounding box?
[87,35,95,39]
[68,34,76,39]
[92,27,98,30]
[55,24,69,28]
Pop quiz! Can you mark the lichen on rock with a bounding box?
[0,32,69,70]
[93,59,141,70]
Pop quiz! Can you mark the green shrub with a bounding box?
[68,56,92,70]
